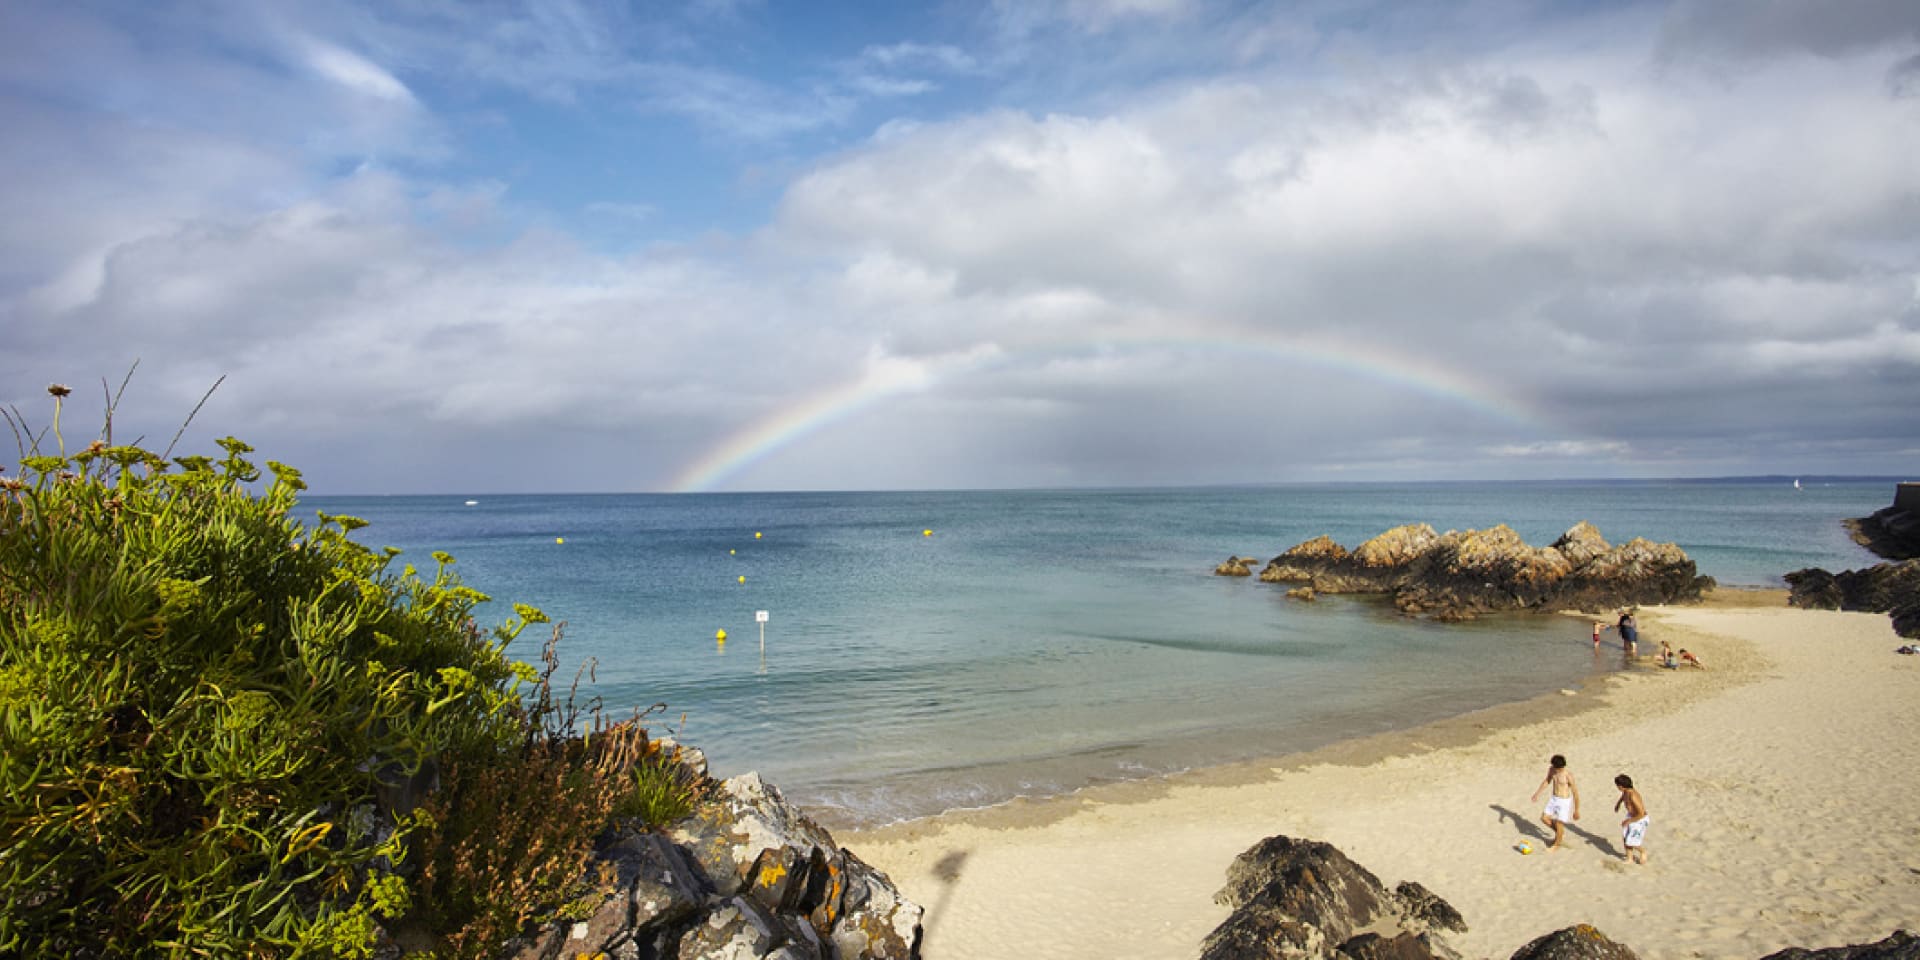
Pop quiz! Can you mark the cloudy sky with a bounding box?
[2,0,1916,493]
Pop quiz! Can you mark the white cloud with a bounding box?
[1486,440,1634,459]
[302,40,416,103]
[7,2,1920,491]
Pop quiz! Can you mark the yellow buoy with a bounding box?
[716,629,727,641]
[737,575,746,584]
[923,529,933,536]
[729,548,736,555]
[754,531,762,539]
[555,537,564,544]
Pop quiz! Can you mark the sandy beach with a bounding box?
[847,598,1920,959]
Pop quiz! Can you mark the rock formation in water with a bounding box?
[1845,484,1920,561]
[1241,522,1712,621]
[501,758,922,960]
[1792,485,1920,640]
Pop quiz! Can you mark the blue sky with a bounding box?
[2,0,1917,492]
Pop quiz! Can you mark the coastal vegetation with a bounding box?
[0,385,700,957]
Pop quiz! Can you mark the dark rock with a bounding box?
[1784,568,1846,610]
[1508,924,1639,960]
[676,896,786,959]
[1213,836,1388,947]
[614,833,709,936]
[1393,881,1466,934]
[1203,837,1469,960]
[1760,929,1920,959]
[1787,559,1920,639]
[1200,905,1326,960]
[1846,484,1920,560]
[1247,522,1707,622]
[1338,931,1447,960]
[826,850,922,960]
[515,771,922,960]
[1287,587,1316,602]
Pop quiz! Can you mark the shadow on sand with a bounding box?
[1490,803,1615,856]
[918,849,970,953]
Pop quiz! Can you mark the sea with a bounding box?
[308,478,1892,827]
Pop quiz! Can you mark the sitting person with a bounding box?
[1677,648,1704,669]
[1658,641,1678,669]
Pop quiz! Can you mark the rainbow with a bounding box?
[669,332,1557,493]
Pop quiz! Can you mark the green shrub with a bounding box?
[0,388,564,956]
[410,629,668,960]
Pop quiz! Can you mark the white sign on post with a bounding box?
[755,611,769,623]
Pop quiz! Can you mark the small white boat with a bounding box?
[1792,479,1801,490]
[464,499,479,506]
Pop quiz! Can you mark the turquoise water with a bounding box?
[311,479,1888,825]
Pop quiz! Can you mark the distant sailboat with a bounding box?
[1792,479,1801,490]
[464,499,479,506]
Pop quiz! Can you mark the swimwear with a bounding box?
[1544,795,1574,823]
[1623,816,1649,848]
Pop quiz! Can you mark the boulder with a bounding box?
[1213,836,1389,948]
[1393,881,1466,934]
[1760,929,1920,959]
[1217,556,1255,577]
[669,773,841,898]
[1287,587,1316,602]
[1787,560,1920,639]
[826,851,923,960]
[676,897,795,960]
[1262,537,1351,585]
[1549,522,1610,569]
[1508,925,1639,960]
[1352,525,1440,576]
[514,771,922,960]
[1338,932,1450,960]
[1202,836,1465,960]
[1201,904,1327,960]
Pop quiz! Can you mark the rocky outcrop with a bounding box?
[1248,523,1712,621]
[510,771,922,960]
[1393,882,1466,935]
[1508,925,1640,960]
[1760,930,1920,959]
[1786,560,1920,640]
[1197,835,1917,960]
[1200,836,1465,960]
[1845,484,1920,561]
[1216,556,1256,577]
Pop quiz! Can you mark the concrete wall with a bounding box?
[1895,482,1920,513]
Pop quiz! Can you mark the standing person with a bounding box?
[1591,620,1612,650]
[1614,774,1650,864]
[1618,610,1639,654]
[1530,754,1580,851]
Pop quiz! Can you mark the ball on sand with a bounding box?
[1518,842,1534,855]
